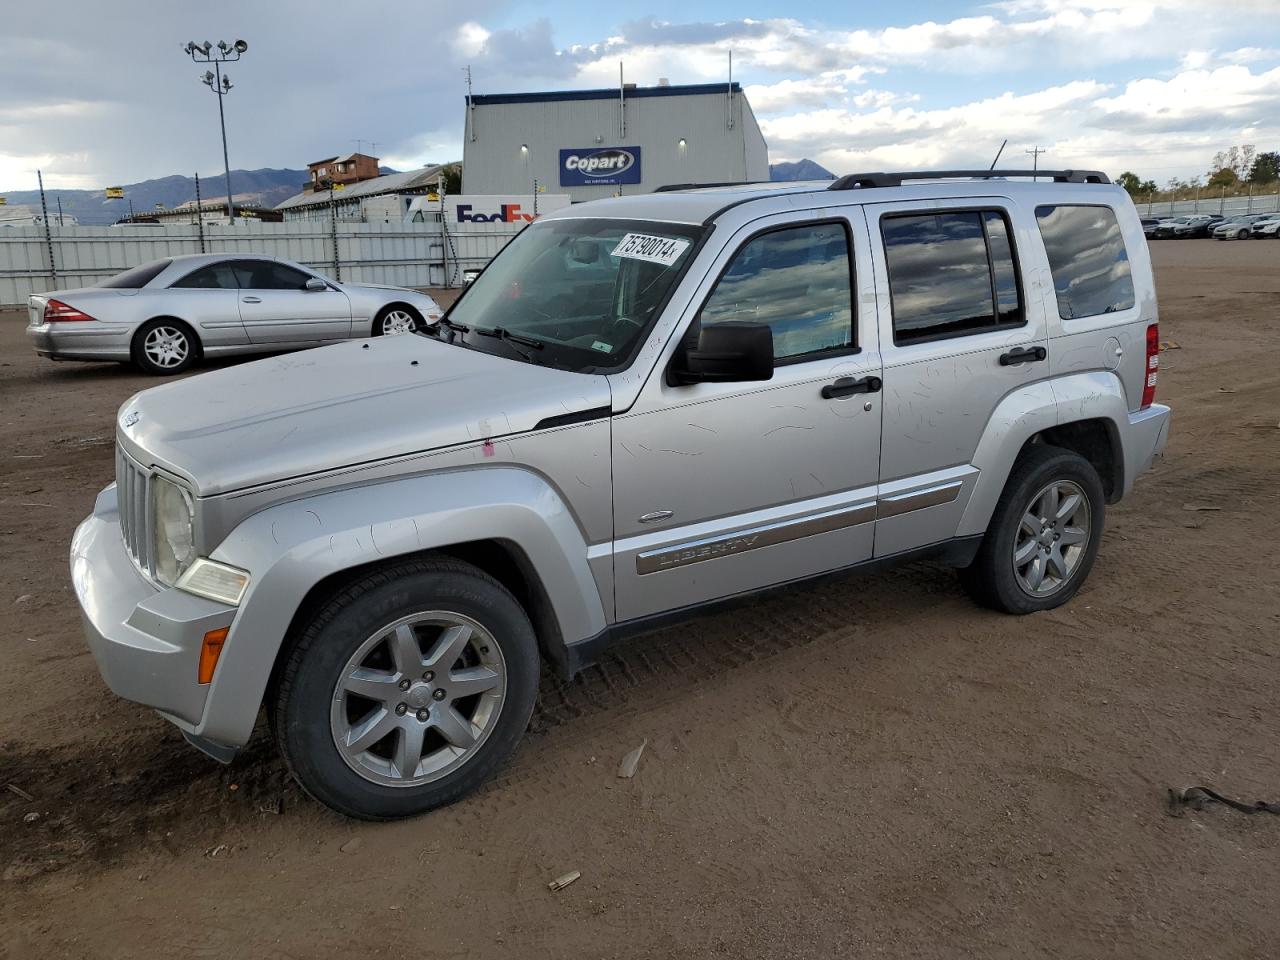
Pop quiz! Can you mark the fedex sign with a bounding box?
[456,202,534,223]
[425,194,571,225]
[559,146,642,186]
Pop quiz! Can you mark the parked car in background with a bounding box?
[1250,215,1280,238]
[71,170,1170,819]
[1172,215,1223,239]
[1140,217,1162,239]
[27,254,442,375]
[1149,217,1189,239]
[1212,215,1270,240]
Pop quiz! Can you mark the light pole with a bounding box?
[184,39,247,224]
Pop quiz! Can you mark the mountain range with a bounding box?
[769,159,836,181]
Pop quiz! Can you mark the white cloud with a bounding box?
[456,22,491,58]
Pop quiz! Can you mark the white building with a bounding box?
[462,81,768,202]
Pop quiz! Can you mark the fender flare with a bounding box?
[957,371,1129,537]
[193,467,608,747]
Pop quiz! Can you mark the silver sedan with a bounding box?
[27,253,443,375]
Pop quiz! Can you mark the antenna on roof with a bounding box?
[990,139,1008,170]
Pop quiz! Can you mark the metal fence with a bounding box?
[1138,192,1280,219]
[0,219,523,306]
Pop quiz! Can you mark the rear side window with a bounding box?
[881,210,1023,345]
[700,221,854,363]
[170,262,239,289]
[1035,205,1136,319]
[99,259,171,289]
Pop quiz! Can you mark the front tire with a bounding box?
[131,319,198,375]
[373,305,422,337]
[271,557,539,820]
[959,444,1105,614]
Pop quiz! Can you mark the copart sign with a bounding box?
[559,146,642,186]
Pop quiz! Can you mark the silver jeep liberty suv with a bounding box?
[73,170,1170,819]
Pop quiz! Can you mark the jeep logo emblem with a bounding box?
[563,148,635,178]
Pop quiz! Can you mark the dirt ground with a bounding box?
[1,239,1278,959]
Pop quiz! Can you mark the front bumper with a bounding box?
[29,322,133,361]
[71,483,239,748]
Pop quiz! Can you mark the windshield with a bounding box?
[99,259,171,289]
[443,217,706,372]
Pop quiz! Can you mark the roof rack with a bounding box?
[828,169,1111,190]
[654,181,769,193]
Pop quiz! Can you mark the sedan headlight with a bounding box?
[151,475,196,586]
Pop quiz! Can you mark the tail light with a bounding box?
[1141,323,1158,409]
[44,299,96,322]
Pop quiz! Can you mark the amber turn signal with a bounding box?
[198,627,230,684]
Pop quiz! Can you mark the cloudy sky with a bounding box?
[3,0,1279,191]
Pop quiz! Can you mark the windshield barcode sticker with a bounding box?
[611,233,691,267]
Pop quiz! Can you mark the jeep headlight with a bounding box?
[151,475,196,586]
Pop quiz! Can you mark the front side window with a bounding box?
[699,222,854,363]
[170,261,239,289]
[882,210,1024,345]
[445,217,705,372]
[99,259,172,289]
[1035,205,1135,319]
[233,261,314,290]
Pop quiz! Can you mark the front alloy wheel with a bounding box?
[378,308,419,336]
[331,612,507,787]
[272,557,539,820]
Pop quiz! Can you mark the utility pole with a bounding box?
[1025,146,1046,181]
[37,170,56,284]
[464,66,476,142]
[184,39,248,224]
[194,172,206,252]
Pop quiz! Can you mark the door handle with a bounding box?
[241,296,262,304]
[821,375,882,399]
[999,346,1047,366]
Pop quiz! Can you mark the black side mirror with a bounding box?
[670,321,773,385]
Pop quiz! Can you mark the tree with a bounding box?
[1211,144,1256,182]
[1249,151,1280,184]
[1116,171,1159,196]
[1116,171,1141,194]
[1208,168,1238,188]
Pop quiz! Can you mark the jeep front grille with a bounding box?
[116,445,152,575]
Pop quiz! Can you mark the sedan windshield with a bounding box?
[443,218,705,372]
[99,259,172,289]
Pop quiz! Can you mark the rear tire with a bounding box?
[959,444,1105,614]
[131,319,198,376]
[271,557,539,820]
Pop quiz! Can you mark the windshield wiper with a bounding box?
[474,327,546,351]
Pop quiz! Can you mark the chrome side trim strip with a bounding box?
[636,501,875,575]
[876,480,963,519]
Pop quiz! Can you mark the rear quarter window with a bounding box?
[1035,205,1136,319]
[99,259,172,289]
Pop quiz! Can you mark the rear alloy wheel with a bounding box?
[272,557,539,820]
[375,306,420,336]
[959,444,1105,614]
[132,320,197,375]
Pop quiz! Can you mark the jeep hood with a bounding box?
[116,336,611,495]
